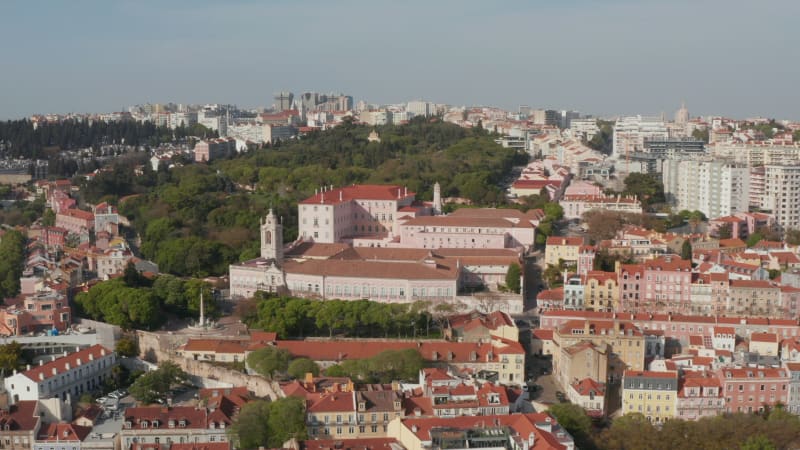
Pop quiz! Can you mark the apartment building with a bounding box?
[544,237,584,267]
[762,165,800,230]
[612,116,668,158]
[662,159,750,219]
[675,373,724,421]
[552,319,645,387]
[718,367,789,414]
[3,345,115,403]
[622,371,679,424]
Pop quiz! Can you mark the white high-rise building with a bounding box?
[674,101,689,125]
[407,100,436,117]
[762,165,800,231]
[613,116,668,158]
[662,159,749,219]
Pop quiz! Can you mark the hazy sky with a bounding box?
[1,0,798,120]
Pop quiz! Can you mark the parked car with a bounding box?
[95,396,108,404]
[108,391,123,399]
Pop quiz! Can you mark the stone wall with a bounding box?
[135,331,282,400]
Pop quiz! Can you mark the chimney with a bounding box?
[77,358,82,365]
[26,364,30,371]
[339,191,343,202]
[52,368,57,376]
[404,186,408,196]
[89,353,94,361]
[65,362,71,370]
[39,373,44,381]
[39,360,43,366]
[584,320,591,335]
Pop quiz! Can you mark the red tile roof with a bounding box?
[400,413,567,450]
[282,258,458,280]
[124,406,208,430]
[22,345,112,382]
[532,329,554,340]
[274,338,523,364]
[38,423,92,442]
[300,185,414,205]
[546,236,584,246]
[301,438,401,450]
[750,332,778,343]
[0,401,39,431]
[571,378,605,396]
[58,208,94,221]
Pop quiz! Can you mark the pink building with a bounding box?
[282,257,458,303]
[564,180,602,197]
[43,226,68,249]
[577,245,595,276]
[718,367,789,414]
[194,138,235,162]
[49,190,76,213]
[298,184,417,243]
[618,263,644,313]
[55,208,94,235]
[540,310,800,350]
[398,216,534,250]
[642,256,692,314]
[676,373,724,421]
[0,291,71,336]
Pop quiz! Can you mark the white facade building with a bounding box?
[407,101,436,117]
[4,345,115,404]
[763,165,800,231]
[662,159,750,219]
[613,116,668,158]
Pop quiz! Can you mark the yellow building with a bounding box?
[552,319,645,387]
[583,271,619,312]
[545,236,584,267]
[622,370,678,425]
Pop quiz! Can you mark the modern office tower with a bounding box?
[274,92,294,111]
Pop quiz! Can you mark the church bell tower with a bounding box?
[261,209,283,263]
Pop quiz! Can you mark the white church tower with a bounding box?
[260,209,283,262]
[433,182,442,215]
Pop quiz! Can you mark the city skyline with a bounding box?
[1,0,798,120]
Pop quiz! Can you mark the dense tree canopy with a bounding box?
[579,408,800,450]
[228,398,307,449]
[621,173,666,210]
[247,295,436,338]
[287,358,320,379]
[324,349,423,383]
[0,119,216,159]
[0,230,26,300]
[85,119,525,277]
[585,120,614,155]
[505,262,522,293]
[129,361,188,404]
[246,346,291,379]
[0,341,23,377]
[74,275,216,329]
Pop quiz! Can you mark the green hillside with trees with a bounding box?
[83,117,526,276]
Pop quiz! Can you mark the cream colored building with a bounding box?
[552,319,645,388]
[545,236,584,267]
